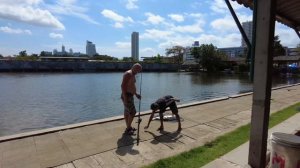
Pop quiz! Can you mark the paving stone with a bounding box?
[91,151,127,168]
[73,157,102,168]
[54,163,75,168]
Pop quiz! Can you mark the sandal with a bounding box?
[124,128,135,135]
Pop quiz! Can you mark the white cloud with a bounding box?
[275,23,300,47]
[211,15,236,32]
[189,13,203,18]
[197,33,241,47]
[141,47,156,57]
[126,0,138,10]
[145,12,165,25]
[158,35,195,49]
[141,29,174,41]
[0,0,43,5]
[171,21,204,33]
[47,0,100,25]
[168,14,184,22]
[101,9,133,28]
[0,26,32,35]
[115,42,131,49]
[0,4,65,30]
[210,0,243,14]
[114,22,123,28]
[49,32,63,39]
[210,14,252,33]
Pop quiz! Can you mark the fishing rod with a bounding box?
[136,72,142,146]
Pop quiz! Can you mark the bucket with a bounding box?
[270,132,300,168]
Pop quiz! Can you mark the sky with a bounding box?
[0,0,299,59]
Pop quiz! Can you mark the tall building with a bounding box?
[62,45,66,53]
[241,21,253,47]
[86,41,97,57]
[131,32,139,61]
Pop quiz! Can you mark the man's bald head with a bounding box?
[132,63,142,74]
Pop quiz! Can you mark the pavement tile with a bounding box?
[92,151,127,168]
[73,157,102,168]
[54,163,75,168]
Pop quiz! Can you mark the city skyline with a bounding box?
[0,0,299,58]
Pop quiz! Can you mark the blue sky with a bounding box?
[0,0,299,58]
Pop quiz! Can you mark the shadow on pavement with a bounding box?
[145,130,182,145]
[115,132,140,156]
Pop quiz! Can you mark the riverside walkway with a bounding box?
[0,84,300,168]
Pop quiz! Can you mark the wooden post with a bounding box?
[248,0,276,167]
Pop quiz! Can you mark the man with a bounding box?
[144,95,181,132]
[121,63,142,135]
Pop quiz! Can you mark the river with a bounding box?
[0,72,299,136]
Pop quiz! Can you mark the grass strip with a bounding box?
[144,102,300,168]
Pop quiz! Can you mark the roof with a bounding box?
[273,55,300,61]
[232,0,300,32]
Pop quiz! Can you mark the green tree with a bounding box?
[274,35,285,56]
[19,50,27,57]
[166,45,185,64]
[93,54,118,61]
[191,44,226,72]
[122,57,133,62]
[0,54,3,58]
[40,51,46,57]
[154,54,162,63]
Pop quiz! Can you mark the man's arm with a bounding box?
[144,111,155,129]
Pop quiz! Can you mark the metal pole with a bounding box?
[295,28,300,39]
[224,0,251,49]
[224,0,253,80]
[136,72,142,146]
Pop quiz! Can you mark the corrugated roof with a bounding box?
[232,0,300,31]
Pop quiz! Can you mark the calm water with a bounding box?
[0,72,299,136]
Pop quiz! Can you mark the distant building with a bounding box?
[285,48,300,56]
[86,41,97,57]
[69,48,73,55]
[218,47,246,58]
[131,32,139,61]
[241,21,253,47]
[192,41,199,47]
[62,45,66,54]
[182,41,200,65]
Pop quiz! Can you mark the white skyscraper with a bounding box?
[131,32,139,61]
[241,21,253,47]
[86,41,97,57]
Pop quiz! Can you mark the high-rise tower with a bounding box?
[241,21,253,47]
[131,32,139,61]
[86,41,97,57]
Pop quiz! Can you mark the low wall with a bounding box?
[0,61,179,72]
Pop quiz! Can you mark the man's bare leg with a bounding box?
[128,113,135,129]
[175,113,181,132]
[157,113,164,131]
[124,112,129,129]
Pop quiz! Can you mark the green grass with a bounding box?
[144,102,300,168]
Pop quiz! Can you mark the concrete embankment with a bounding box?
[0,83,300,168]
[0,61,179,72]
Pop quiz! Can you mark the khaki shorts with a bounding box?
[121,93,136,116]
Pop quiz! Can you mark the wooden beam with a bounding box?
[248,0,276,167]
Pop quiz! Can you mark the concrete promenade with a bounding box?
[0,84,300,168]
